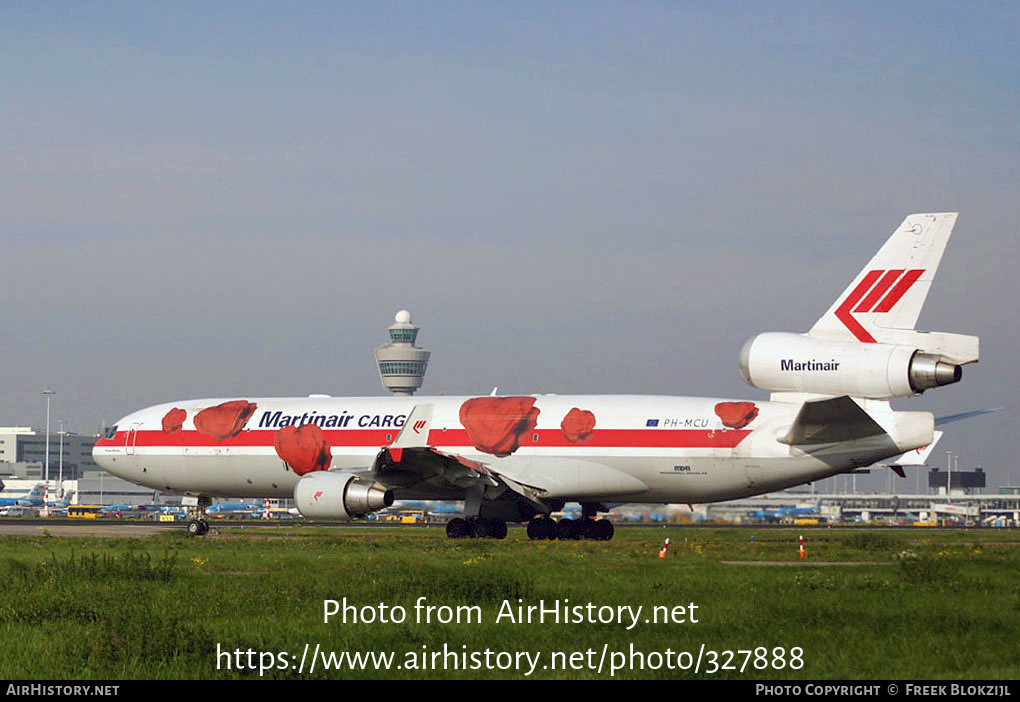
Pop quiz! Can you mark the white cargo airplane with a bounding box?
[94,213,979,539]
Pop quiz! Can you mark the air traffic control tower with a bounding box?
[374,310,430,395]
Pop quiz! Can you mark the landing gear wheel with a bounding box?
[594,519,614,541]
[527,517,556,540]
[199,519,209,535]
[556,518,580,540]
[471,518,491,539]
[186,519,208,537]
[446,518,470,539]
[490,518,508,540]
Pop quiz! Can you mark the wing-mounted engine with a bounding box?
[738,332,974,399]
[294,471,394,520]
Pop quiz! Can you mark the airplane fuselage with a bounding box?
[92,393,928,505]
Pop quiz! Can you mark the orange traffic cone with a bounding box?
[799,534,806,559]
[658,537,670,558]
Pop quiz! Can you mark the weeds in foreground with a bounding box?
[2,550,177,585]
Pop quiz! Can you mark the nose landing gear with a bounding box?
[186,518,209,536]
[184,496,212,536]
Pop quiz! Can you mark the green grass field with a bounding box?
[1,525,1017,679]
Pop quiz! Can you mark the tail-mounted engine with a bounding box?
[294,471,394,520]
[739,332,968,399]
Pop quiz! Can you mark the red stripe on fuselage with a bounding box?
[99,427,752,451]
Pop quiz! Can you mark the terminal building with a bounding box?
[704,489,1020,527]
[0,427,99,481]
[73,471,176,507]
[928,467,986,493]
[374,309,430,395]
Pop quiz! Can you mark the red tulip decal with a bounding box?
[714,401,759,429]
[161,407,187,434]
[274,424,332,475]
[194,400,257,441]
[459,396,540,457]
[561,408,596,443]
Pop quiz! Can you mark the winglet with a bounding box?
[391,404,434,449]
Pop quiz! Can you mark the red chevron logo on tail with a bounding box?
[835,269,925,342]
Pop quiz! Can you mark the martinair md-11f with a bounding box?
[94,213,979,538]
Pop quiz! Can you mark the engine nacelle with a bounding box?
[739,332,962,399]
[294,471,394,521]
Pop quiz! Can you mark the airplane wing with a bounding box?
[375,445,549,508]
[368,403,552,512]
[779,395,887,445]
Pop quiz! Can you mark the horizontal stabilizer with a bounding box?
[888,430,943,466]
[780,396,887,445]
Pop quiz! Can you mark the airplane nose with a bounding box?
[92,423,129,479]
[92,444,116,475]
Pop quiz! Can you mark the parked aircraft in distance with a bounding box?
[206,502,263,517]
[747,500,822,524]
[0,482,45,508]
[94,213,980,539]
[0,484,77,512]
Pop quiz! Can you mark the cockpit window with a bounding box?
[103,425,118,440]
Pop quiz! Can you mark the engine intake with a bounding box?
[294,471,394,521]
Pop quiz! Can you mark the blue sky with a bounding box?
[1,2,1017,489]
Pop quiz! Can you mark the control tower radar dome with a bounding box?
[374,310,430,396]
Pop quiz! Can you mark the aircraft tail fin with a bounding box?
[809,213,958,342]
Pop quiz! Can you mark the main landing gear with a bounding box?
[445,517,508,540]
[527,503,615,541]
[526,516,614,541]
